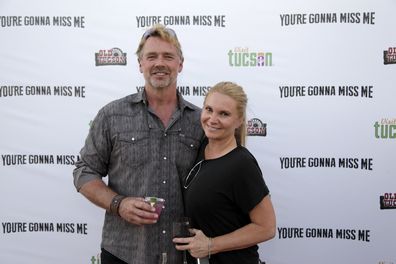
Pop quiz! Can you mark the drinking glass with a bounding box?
[172,217,192,264]
[144,196,165,216]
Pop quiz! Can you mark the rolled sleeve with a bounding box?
[73,108,111,191]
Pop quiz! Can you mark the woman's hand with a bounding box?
[173,228,212,258]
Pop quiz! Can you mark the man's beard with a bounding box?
[149,77,173,89]
[149,66,175,89]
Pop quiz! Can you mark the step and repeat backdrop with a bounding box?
[1,0,395,263]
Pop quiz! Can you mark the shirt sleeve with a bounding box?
[73,107,112,191]
[232,149,269,213]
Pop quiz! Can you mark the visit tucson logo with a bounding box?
[228,47,273,67]
[374,118,396,139]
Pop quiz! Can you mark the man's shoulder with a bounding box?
[181,99,202,124]
[183,99,201,111]
[100,93,141,114]
[177,91,201,112]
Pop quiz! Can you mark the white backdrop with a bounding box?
[1,0,395,263]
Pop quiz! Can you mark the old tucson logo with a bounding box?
[95,48,127,66]
[247,118,267,136]
[380,193,396,209]
[383,47,396,65]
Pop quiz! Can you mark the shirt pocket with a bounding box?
[118,131,150,168]
[176,135,201,171]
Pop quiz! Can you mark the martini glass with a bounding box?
[144,196,165,216]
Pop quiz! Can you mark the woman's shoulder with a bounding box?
[233,146,262,169]
[234,145,256,160]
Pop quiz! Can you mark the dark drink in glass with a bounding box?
[172,217,192,245]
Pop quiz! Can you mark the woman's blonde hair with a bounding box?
[204,81,247,146]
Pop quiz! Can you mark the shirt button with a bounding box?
[163,180,167,184]
[163,156,167,160]
[131,137,135,141]
[164,133,167,136]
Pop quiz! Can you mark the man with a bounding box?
[73,24,204,264]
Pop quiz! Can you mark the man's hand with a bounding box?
[118,197,158,225]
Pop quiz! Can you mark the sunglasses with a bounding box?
[142,27,178,40]
[183,160,204,189]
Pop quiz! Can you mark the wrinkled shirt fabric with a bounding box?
[73,90,203,264]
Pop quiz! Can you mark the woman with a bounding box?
[173,81,276,264]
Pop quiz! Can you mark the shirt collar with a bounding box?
[132,88,198,112]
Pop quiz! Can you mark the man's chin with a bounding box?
[150,80,171,88]
[152,82,175,90]
[152,85,168,90]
